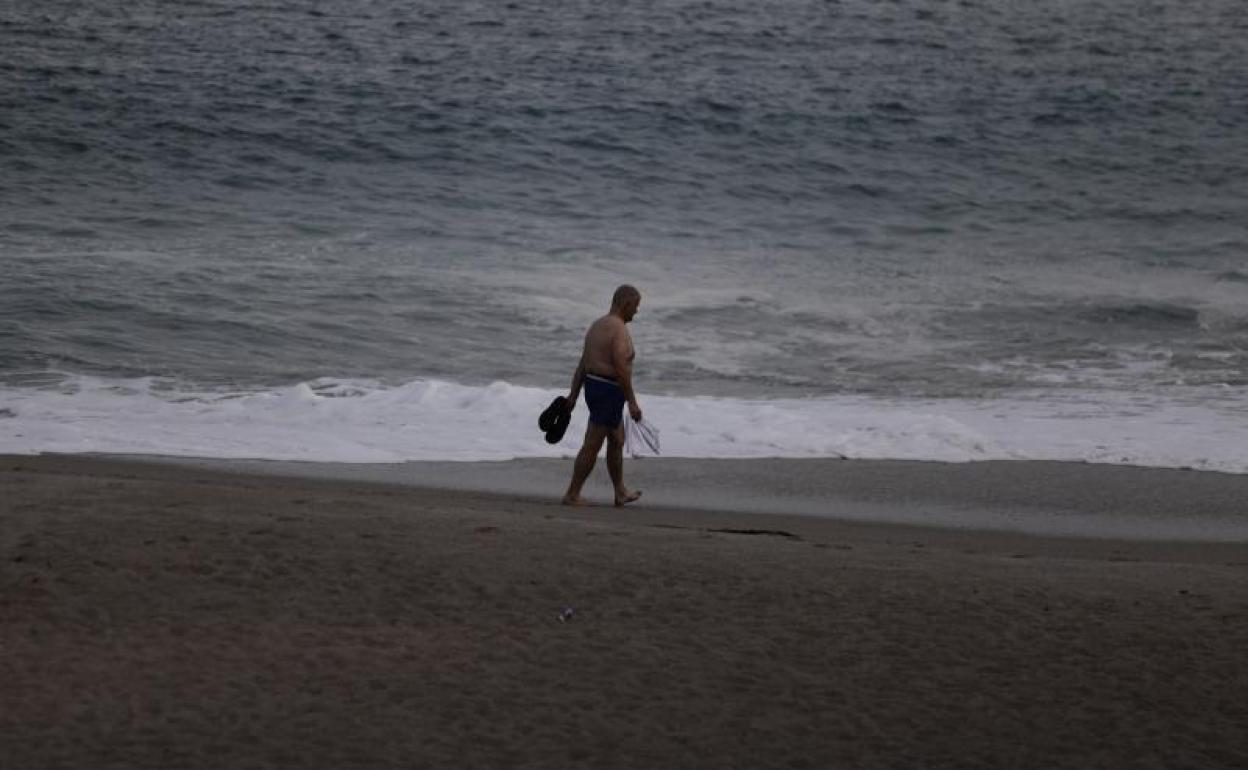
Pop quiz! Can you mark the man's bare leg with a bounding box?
[606,426,641,506]
[563,424,609,505]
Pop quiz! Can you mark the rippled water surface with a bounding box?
[3,0,1247,400]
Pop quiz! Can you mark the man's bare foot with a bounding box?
[561,494,590,507]
[614,489,642,507]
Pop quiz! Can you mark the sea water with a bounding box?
[3,0,1247,470]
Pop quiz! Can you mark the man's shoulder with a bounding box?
[592,314,625,331]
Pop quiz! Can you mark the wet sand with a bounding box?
[2,454,1246,768]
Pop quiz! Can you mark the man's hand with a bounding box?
[564,395,576,413]
[628,401,642,422]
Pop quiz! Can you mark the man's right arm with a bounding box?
[613,328,642,421]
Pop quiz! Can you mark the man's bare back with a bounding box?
[581,314,634,379]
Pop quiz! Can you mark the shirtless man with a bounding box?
[561,284,643,507]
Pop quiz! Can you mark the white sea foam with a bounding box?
[2,375,1247,473]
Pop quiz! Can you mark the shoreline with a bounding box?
[45,451,1248,544]
[5,452,1248,564]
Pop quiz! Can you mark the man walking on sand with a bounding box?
[561,285,644,507]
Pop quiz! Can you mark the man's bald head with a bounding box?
[612,284,640,308]
[611,284,641,322]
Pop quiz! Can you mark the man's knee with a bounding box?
[606,427,625,448]
[582,424,610,449]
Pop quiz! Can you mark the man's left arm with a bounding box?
[566,359,585,411]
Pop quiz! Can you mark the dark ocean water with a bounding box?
[3,0,1247,400]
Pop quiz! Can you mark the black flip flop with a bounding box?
[539,396,571,444]
[539,396,565,432]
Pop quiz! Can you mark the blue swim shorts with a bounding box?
[584,373,626,429]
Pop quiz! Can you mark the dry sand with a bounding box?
[2,454,1246,769]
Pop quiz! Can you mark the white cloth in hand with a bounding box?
[624,414,660,458]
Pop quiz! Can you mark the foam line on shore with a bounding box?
[5,375,1248,474]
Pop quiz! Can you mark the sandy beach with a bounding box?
[2,454,1247,769]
